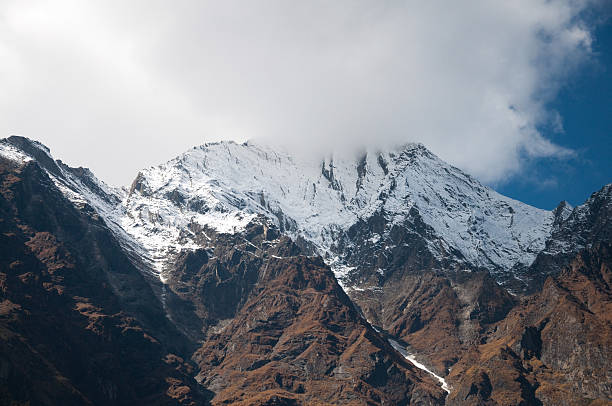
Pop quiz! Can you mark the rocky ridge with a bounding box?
[0,145,204,405]
[117,140,554,290]
[1,136,610,405]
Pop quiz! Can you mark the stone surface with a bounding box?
[446,243,612,405]
[0,156,204,405]
[1,136,610,405]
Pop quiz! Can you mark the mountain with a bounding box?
[0,138,204,405]
[524,185,612,289]
[0,135,610,405]
[447,241,612,405]
[118,140,554,287]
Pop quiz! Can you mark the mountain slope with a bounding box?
[0,143,204,405]
[447,242,612,405]
[1,136,610,405]
[118,140,554,288]
[183,223,446,405]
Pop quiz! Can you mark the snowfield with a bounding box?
[118,140,554,280]
[1,138,556,284]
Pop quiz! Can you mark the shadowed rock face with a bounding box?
[162,224,446,405]
[1,137,611,406]
[516,184,612,294]
[445,243,612,406]
[382,271,515,376]
[0,158,204,405]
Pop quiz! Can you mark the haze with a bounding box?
[0,0,597,186]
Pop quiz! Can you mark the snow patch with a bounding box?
[10,138,555,286]
[388,338,450,394]
[0,142,33,163]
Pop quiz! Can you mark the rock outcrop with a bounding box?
[446,243,612,405]
[1,136,610,405]
[0,152,204,405]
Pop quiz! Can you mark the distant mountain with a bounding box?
[1,135,610,405]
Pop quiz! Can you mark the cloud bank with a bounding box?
[0,0,596,185]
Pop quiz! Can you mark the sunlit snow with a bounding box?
[1,139,556,285]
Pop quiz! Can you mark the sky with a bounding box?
[498,10,612,209]
[0,0,610,209]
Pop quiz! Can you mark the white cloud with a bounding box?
[0,0,595,185]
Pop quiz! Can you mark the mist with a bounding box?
[0,0,596,186]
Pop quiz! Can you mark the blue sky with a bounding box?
[498,7,612,210]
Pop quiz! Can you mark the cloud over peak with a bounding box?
[0,0,596,185]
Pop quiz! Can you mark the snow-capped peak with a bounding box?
[1,136,557,286]
[122,140,554,282]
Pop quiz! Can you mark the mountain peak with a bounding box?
[113,139,556,286]
[5,135,51,154]
[0,136,65,177]
[0,136,557,287]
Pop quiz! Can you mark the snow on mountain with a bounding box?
[119,140,554,283]
[0,137,148,272]
[388,338,450,394]
[0,137,556,285]
[0,141,34,163]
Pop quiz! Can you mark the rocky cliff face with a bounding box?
[446,242,612,405]
[355,270,517,377]
[522,184,612,292]
[0,136,610,405]
[184,224,446,405]
[0,150,204,405]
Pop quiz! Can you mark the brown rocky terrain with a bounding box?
[162,223,446,405]
[0,157,204,405]
[349,270,516,377]
[346,242,612,405]
[446,242,612,405]
[1,136,611,405]
[196,253,445,405]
